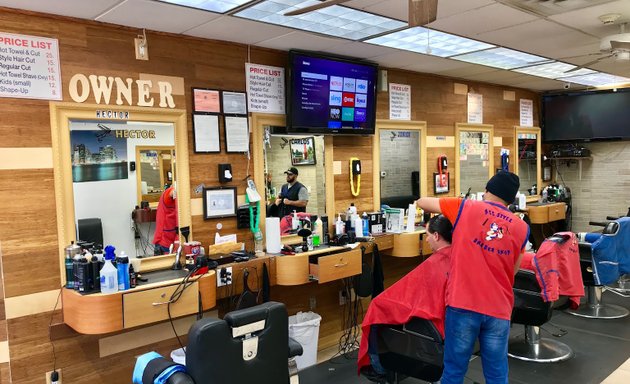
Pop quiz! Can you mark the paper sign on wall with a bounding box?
[389,83,411,120]
[520,99,533,127]
[0,32,62,100]
[245,63,285,114]
[467,93,483,124]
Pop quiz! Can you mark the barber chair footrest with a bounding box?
[508,337,573,363]
[565,303,629,319]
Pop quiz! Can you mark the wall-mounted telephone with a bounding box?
[500,149,510,172]
[350,158,361,197]
[437,155,448,188]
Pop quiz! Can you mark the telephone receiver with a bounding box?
[246,179,261,203]
[351,159,361,175]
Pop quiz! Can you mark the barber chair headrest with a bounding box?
[225,303,275,328]
[547,233,571,244]
[603,221,620,235]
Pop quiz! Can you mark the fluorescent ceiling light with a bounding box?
[513,61,594,79]
[234,0,406,41]
[158,0,253,14]
[451,47,551,70]
[560,72,630,87]
[366,27,495,57]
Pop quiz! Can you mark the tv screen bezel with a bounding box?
[542,87,630,143]
[287,49,379,136]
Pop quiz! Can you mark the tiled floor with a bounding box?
[303,290,630,384]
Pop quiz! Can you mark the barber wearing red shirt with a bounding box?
[416,171,529,384]
[153,185,178,255]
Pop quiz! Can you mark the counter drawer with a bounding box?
[373,234,394,251]
[548,204,566,222]
[123,282,198,329]
[527,205,549,224]
[309,248,361,284]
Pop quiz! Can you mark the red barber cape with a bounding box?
[357,246,451,373]
[520,232,584,309]
[153,186,178,249]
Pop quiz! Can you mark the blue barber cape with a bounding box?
[589,217,630,285]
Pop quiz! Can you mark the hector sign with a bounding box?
[69,73,176,108]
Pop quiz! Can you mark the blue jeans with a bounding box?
[368,325,387,374]
[441,306,510,384]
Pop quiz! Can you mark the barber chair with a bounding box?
[376,318,444,383]
[186,301,303,384]
[508,269,573,362]
[565,240,629,319]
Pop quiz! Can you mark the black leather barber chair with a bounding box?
[565,238,629,319]
[508,269,573,362]
[77,217,104,246]
[376,318,444,383]
[186,301,303,384]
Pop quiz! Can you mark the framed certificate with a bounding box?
[203,187,237,219]
[193,88,221,113]
[221,91,247,115]
[193,114,220,153]
[224,116,249,153]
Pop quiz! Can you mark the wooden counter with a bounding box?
[62,270,216,334]
[383,228,427,258]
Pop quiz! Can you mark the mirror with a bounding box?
[51,104,190,272]
[372,120,427,211]
[379,129,421,208]
[455,124,494,197]
[263,128,326,218]
[136,147,175,205]
[515,127,542,196]
[251,113,335,239]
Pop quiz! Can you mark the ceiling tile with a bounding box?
[369,50,432,68]
[476,18,600,57]
[430,3,538,37]
[433,0,496,19]
[184,16,293,45]
[0,0,121,19]
[548,0,630,38]
[510,77,567,91]
[96,0,220,34]
[323,41,395,59]
[255,31,345,52]
[400,55,479,73]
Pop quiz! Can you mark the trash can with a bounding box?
[288,311,322,370]
[170,347,186,365]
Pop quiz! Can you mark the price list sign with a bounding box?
[0,32,62,100]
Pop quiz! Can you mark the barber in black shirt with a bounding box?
[275,167,309,218]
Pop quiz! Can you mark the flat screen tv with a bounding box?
[542,88,630,142]
[287,50,378,135]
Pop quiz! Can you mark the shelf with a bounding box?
[550,157,592,180]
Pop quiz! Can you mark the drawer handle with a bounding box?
[334,262,348,268]
[152,301,171,306]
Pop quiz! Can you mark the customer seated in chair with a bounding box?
[358,215,453,382]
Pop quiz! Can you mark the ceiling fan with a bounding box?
[284,0,438,27]
[564,17,630,73]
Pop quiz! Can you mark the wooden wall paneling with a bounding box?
[0,169,60,297]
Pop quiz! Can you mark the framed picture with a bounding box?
[433,172,449,194]
[193,88,221,113]
[203,187,237,219]
[290,137,316,166]
[221,91,248,115]
[193,114,220,153]
[224,116,249,153]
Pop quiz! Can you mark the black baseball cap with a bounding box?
[284,167,299,175]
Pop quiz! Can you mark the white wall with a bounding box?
[72,121,174,257]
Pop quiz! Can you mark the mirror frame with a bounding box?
[514,126,542,197]
[50,102,190,282]
[251,113,335,236]
[135,146,175,206]
[372,119,427,211]
[455,123,494,196]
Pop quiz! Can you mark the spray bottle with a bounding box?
[362,212,369,236]
[100,246,118,294]
[335,214,344,236]
[292,210,299,231]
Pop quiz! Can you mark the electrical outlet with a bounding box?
[217,266,233,287]
[46,369,61,384]
[309,296,316,310]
